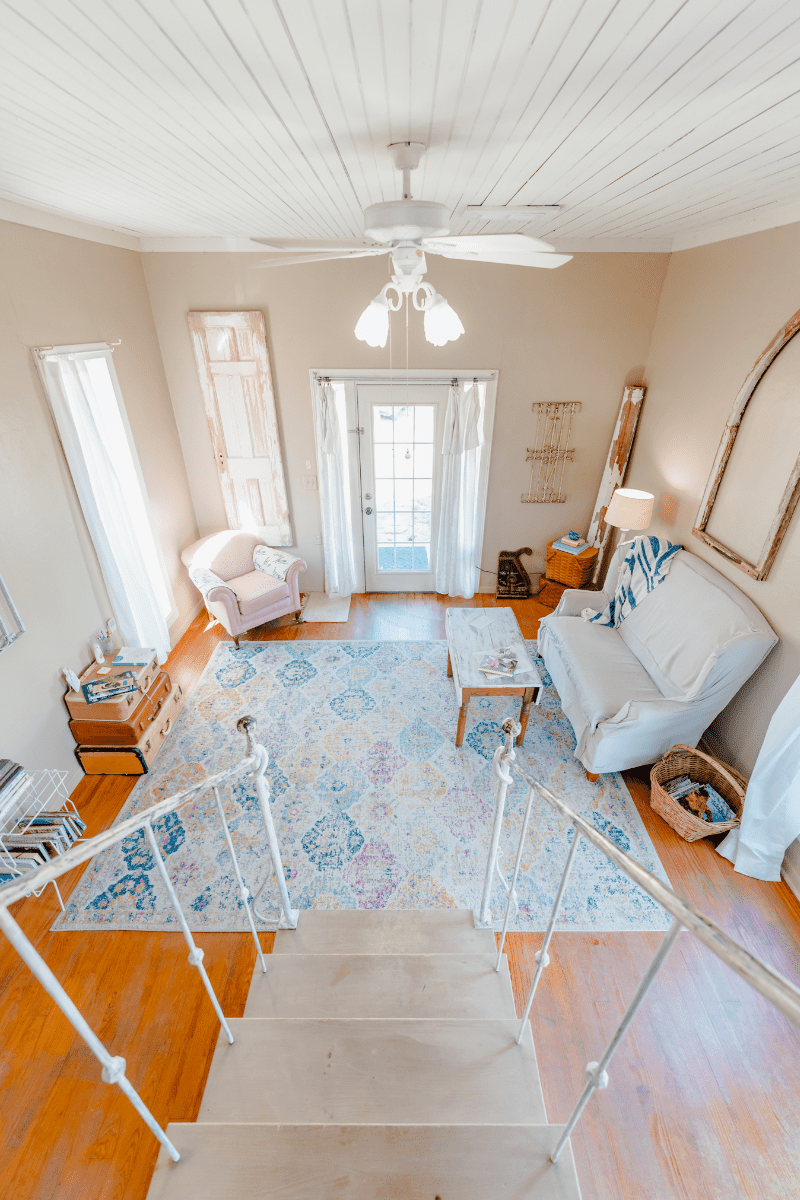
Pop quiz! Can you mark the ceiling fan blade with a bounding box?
[251,238,380,252]
[425,247,572,269]
[251,248,390,269]
[423,233,556,253]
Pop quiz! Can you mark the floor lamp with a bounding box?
[604,488,654,542]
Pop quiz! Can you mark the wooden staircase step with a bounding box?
[243,953,517,1019]
[272,909,495,955]
[197,1018,546,1125]
[147,1123,581,1200]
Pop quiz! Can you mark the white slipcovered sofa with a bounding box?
[537,542,778,776]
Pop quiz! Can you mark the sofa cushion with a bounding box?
[543,615,665,729]
[617,554,758,700]
[226,570,290,616]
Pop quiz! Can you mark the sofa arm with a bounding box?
[553,587,610,618]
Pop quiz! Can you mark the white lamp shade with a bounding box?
[423,291,464,346]
[604,487,654,530]
[355,294,390,347]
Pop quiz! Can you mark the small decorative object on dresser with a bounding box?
[66,650,186,775]
[495,547,533,598]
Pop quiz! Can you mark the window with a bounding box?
[35,344,173,661]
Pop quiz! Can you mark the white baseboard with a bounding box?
[169,598,204,648]
[781,841,800,901]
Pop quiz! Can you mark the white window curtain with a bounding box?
[717,673,800,881]
[37,349,172,664]
[312,381,357,596]
[435,383,484,599]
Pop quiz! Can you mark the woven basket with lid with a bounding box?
[650,744,746,843]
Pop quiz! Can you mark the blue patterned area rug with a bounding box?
[53,640,671,934]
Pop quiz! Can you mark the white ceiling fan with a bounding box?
[251,143,571,347]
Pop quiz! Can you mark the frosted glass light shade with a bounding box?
[355,293,390,347]
[423,291,464,346]
[605,487,654,530]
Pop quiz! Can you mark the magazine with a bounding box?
[81,671,137,705]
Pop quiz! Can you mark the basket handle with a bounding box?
[666,744,747,800]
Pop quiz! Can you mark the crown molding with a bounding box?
[138,236,271,252]
[0,197,140,250]
[548,237,672,253]
[2,196,800,258]
[670,199,800,252]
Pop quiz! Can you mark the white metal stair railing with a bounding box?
[0,715,297,1166]
[485,717,800,1166]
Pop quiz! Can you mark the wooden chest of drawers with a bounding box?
[67,655,186,776]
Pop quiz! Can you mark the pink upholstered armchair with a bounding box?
[181,531,306,647]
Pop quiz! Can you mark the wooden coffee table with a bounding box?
[444,608,542,747]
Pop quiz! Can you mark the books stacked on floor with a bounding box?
[552,530,589,555]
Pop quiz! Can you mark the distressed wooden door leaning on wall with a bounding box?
[188,311,292,546]
[587,384,646,587]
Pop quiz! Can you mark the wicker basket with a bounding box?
[545,541,598,588]
[650,744,746,842]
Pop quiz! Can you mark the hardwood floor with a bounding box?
[1,593,799,1199]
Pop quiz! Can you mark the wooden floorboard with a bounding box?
[1,593,798,1198]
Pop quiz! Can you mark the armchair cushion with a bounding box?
[225,570,290,616]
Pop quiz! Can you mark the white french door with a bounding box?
[356,384,449,592]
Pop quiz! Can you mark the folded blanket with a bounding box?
[582,535,681,627]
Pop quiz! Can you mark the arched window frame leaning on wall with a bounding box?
[693,303,800,581]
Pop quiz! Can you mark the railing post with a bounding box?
[237,716,299,930]
[496,784,535,966]
[474,718,520,929]
[144,823,234,1045]
[550,916,684,1163]
[212,785,267,973]
[516,827,581,1042]
[0,905,180,1163]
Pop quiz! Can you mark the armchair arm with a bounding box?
[553,587,611,618]
[253,545,303,581]
[188,565,236,604]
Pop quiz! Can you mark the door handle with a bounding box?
[364,507,373,515]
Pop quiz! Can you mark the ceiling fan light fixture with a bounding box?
[423,290,464,347]
[354,292,390,348]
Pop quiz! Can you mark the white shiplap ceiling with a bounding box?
[1,0,799,252]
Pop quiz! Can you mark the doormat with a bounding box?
[53,641,671,933]
[301,593,352,623]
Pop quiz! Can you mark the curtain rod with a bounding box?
[314,373,494,385]
[32,340,121,357]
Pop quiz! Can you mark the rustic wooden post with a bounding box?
[587,384,646,587]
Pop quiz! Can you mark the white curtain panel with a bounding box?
[40,353,171,663]
[312,382,357,596]
[717,673,800,881]
[435,383,484,599]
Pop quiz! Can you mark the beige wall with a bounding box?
[142,250,668,591]
[0,220,198,787]
[626,221,800,776]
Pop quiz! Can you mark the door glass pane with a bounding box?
[372,403,435,573]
